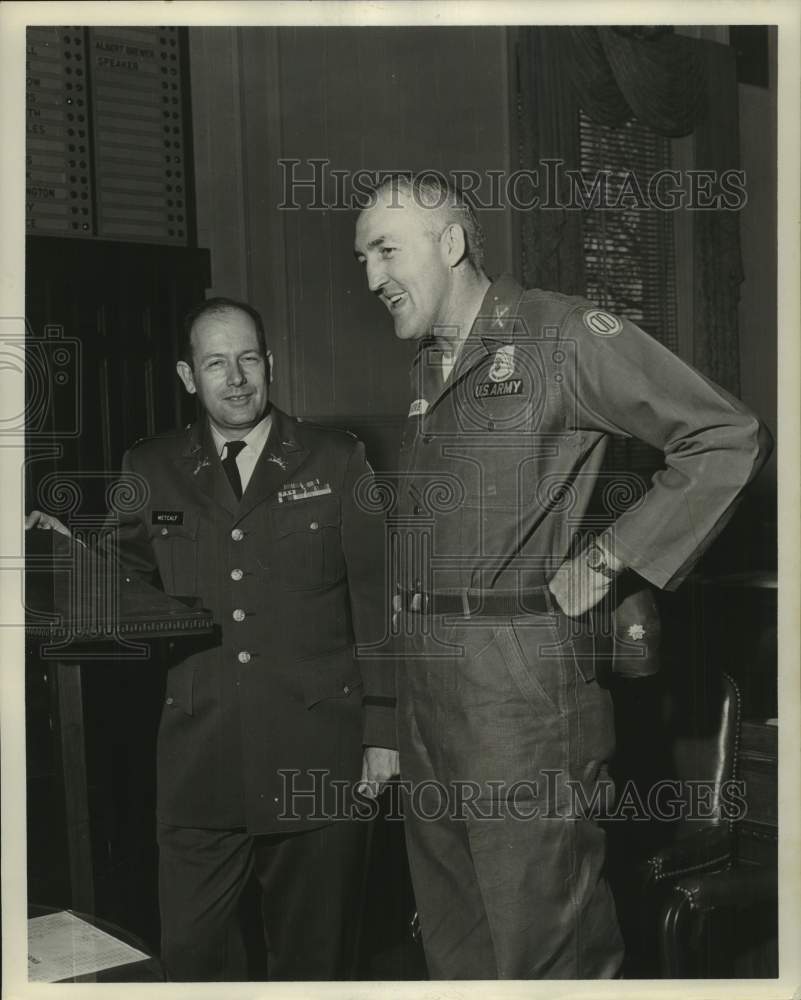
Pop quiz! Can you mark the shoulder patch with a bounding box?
[582,309,623,338]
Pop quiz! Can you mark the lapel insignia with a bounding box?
[488,345,516,383]
[267,452,287,471]
[492,303,510,329]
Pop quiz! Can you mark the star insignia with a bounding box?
[627,624,646,641]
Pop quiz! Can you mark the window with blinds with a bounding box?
[578,110,677,480]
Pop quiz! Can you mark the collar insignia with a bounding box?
[492,303,510,329]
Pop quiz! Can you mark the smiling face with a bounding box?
[354,188,453,341]
[176,307,271,435]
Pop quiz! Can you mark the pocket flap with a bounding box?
[148,509,199,540]
[271,494,340,539]
[165,664,194,715]
[300,646,363,708]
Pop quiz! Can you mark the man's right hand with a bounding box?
[25,510,72,537]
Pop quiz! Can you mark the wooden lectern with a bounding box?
[25,526,214,915]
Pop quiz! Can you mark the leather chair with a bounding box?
[657,864,778,977]
[606,669,744,976]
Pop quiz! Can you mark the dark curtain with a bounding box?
[565,26,706,136]
[515,27,742,393]
[516,28,585,296]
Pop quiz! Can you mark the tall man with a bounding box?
[353,175,772,979]
[91,298,396,980]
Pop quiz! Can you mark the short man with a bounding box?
[353,175,772,979]
[31,298,398,981]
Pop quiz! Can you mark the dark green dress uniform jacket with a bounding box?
[396,274,772,601]
[113,406,395,834]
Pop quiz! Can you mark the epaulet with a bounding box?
[519,288,590,312]
[129,426,187,451]
[295,417,361,448]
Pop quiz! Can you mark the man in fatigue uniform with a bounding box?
[353,175,772,979]
[100,298,397,980]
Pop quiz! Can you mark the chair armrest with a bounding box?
[646,825,733,883]
[670,864,777,913]
[657,864,778,977]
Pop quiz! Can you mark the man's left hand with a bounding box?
[358,746,400,799]
[25,509,72,537]
[548,540,623,617]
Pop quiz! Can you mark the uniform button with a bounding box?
[231,528,244,541]
[165,696,174,705]
[230,568,244,581]
[161,527,169,536]
[309,521,319,531]
[343,684,350,695]
[237,650,251,664]
[232,608,246,622]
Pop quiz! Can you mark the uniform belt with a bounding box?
[402,589,552,617]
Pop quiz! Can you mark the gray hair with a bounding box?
[370,172,486,273]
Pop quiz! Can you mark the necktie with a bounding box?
[221,440,247,500]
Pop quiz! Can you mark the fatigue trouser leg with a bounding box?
[398,611,624,979]
[403,801,498,978]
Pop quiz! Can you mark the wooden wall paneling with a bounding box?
[238,28,295,415]
[188,28,249,302]
[190,26,513,420]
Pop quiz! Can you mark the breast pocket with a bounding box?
[148,512,199,596]
[270,495,345,591]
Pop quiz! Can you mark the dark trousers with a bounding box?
[156,820,368,981]
[398,609,624,979]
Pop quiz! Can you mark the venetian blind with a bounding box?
[578,110,677,478]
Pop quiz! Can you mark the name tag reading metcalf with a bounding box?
[152,510,184,525]
[277,480,333,503]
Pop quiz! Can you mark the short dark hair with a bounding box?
[179,297,269,367]
[369,172,487,273]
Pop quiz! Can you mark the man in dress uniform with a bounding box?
[353,174,772,979]
[100,298,397,980]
